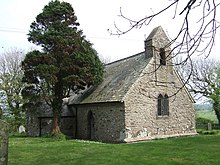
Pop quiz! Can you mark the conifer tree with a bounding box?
[22,0,103,134]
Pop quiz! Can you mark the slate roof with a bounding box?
[69,51,152,105]
[68,26,195,105]
[68,26,161,105]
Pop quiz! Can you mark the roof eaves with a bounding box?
[72,100,124,106]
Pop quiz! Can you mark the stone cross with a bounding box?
[0,120,9,165]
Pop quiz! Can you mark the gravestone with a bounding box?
[207,123,212,130]
[18,125,26,134]
[0,120,9,165]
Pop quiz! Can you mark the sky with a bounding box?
[0,0,219,62]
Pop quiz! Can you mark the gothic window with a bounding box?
[163,94,169,115]
[157,94,163,116]
[159,48,166,65]
[157,94,169,116]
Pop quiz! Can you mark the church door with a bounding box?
[87,111,95,140]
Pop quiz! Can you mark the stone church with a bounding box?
[26,26,197,142]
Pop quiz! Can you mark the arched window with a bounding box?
[159,48,166,65]
[157,94,169,116]
[163,94,169,115]
[157,94,163,116]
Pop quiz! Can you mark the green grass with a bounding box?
[9,135,220,165]
[196,110,218,123]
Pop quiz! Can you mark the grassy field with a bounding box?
[9,135,220,165]
[196,110,218,123]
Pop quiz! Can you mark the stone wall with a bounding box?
[76,102,125,142]
[26,103,40,137]
[0,120,9,165]
[123,29,197,142]
[26,102,75,137]
[39,117,75,137]
[124,62,196,142]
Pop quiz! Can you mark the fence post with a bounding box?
[0,120,9,165]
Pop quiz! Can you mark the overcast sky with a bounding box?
[0,0,219,61]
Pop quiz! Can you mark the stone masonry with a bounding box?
[26,102,75,137]
[0,120,9,165]
[76,102,125,142]
[123,27,196,142]
[123,62,196,142]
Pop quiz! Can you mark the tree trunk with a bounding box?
[51,66,63,135]
[214,109,220,127]
[51,110,61,134]
[214,109,220,126]
[213,101,220,126]
[51,82,63,135]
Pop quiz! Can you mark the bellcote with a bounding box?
[144,26,171,61]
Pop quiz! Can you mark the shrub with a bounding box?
[196,117,214,129]
[44,132,67,141]
[197,129,220,135]
[196,117,214,124]
[9,132,26,138]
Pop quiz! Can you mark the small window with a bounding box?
[159,48,166,65]
[157,94,163,116]
[157,94,169,116]
[163,94,169,115]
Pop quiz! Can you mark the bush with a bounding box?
[197,129,220,135]
[9,132,27,138]
[43,132,67,140]
[196,117,214,124]
[2,115,26,133]
[196,117,214,129]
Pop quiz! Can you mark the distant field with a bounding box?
[196,110,218,123]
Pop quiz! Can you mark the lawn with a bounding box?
[9,135,220,165]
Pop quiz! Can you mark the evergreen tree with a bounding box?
[22,0,103,134]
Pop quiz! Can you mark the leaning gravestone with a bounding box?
[0,120,9,165]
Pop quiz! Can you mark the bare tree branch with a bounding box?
[110,0,220,60]
[0,48,26,128]
[109,0,220,98]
